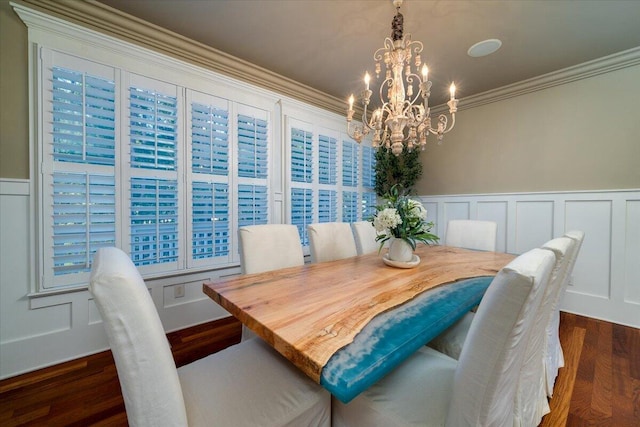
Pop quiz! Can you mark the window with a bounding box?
[361,145,377,219]
[290,123,314,245]
[34,35,374,292]
[188,93,231,267]
[286,115,377,248]
[37,46,273,290]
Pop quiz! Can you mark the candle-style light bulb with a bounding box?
[449,83,456,100]
[348,94,354,110]
[364,72,370,90]
[422,64,429,81]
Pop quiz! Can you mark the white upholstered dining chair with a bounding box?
[307,222,358,263]
[238,224,305,274]
[332,248,556,427]
[238,224,305,340]
[351,221,380,255]
[542,230,584,397]
[90,247,330,427]
[444,219,498,252]
[428,234,583,425]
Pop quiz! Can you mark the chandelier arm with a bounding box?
[440,113,456,134]
[402,73,427,115]
[407,39,424,56]
[378,77,395,108]
[373,38,396,62]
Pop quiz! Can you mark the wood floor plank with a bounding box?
[540,324,586,427]
[591,321,613,417]
[0,313,637,426]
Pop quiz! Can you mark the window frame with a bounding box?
[30,31,279,293]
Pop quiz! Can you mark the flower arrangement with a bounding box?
[370,185,439,251]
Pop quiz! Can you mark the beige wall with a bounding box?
[417,63,640,195]
[0,0,29,179]
[3,0,639,193]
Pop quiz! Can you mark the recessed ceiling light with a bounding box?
[467,39,502,57]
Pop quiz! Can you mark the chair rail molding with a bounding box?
[420,189,640,328]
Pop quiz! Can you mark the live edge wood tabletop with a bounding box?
[203,245,515,385]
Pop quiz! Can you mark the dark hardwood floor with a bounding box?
[0,313,637,426]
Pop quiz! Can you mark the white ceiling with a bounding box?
[97,0,640,106]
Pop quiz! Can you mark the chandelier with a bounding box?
[346,0,459,156]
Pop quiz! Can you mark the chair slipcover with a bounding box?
[90,247,188,426]
[307,222,358,263]
[445,219,498,252]
[351,221,380,255]
[238,224,305,340]
[427,310,474,360]
[332,248,556,427]
[238,224,304,274]
[543,230,584,397]
[514,237,572,426]
[90,247,330,427]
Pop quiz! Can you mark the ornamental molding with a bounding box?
[12,1,640,116]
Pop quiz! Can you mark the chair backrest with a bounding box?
[445,219,498,251]
[513,237,573,425]
[446,248,555,427]
[561,230,585,301]
[307,222,358,263]
[351,221,379,255]
[89,247,188,426]
[238,224,304,274]
[541,236,576,315]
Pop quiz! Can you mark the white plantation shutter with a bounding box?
[318,134,337,185]
[191,182,229,260]
[130,178,179,266]
[342,139,359,188]
[42,53,118,288]
[128,77,180,269]
[361,145,377,220]
[318,189,338,223]
[362,192,377,220]
[238,184,269,227]
[236,106,270,235]
[342,139,360,222]
[129,87,178,170]
[343,190,359,223]
[188,93,232,266]
[362,146,376,189]
[52,67,116,165]
[191,102,229,175]
[291,128,313,183]
[52,172,116,275]
[238,114,268,179]
[291,188,313,245]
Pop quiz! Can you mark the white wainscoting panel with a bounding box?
[565,200,612,299]
[0,179,238,379]
[477,201,508,253]
[625,200,640,305]
[421,189,640,328]
[515,200,555,253]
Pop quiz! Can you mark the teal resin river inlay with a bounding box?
[321,276,494,403]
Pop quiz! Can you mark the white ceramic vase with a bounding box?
[388,238,414,262]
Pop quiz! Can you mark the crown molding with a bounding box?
[13,0,347,116]
[13,1,640,118]
[432,46,640,114]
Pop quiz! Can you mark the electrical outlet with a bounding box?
[174,284,185,298]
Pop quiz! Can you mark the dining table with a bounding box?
[203,244,515,403]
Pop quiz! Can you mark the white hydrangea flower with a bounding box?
[373,207,402,232]
[408,199,428,220]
